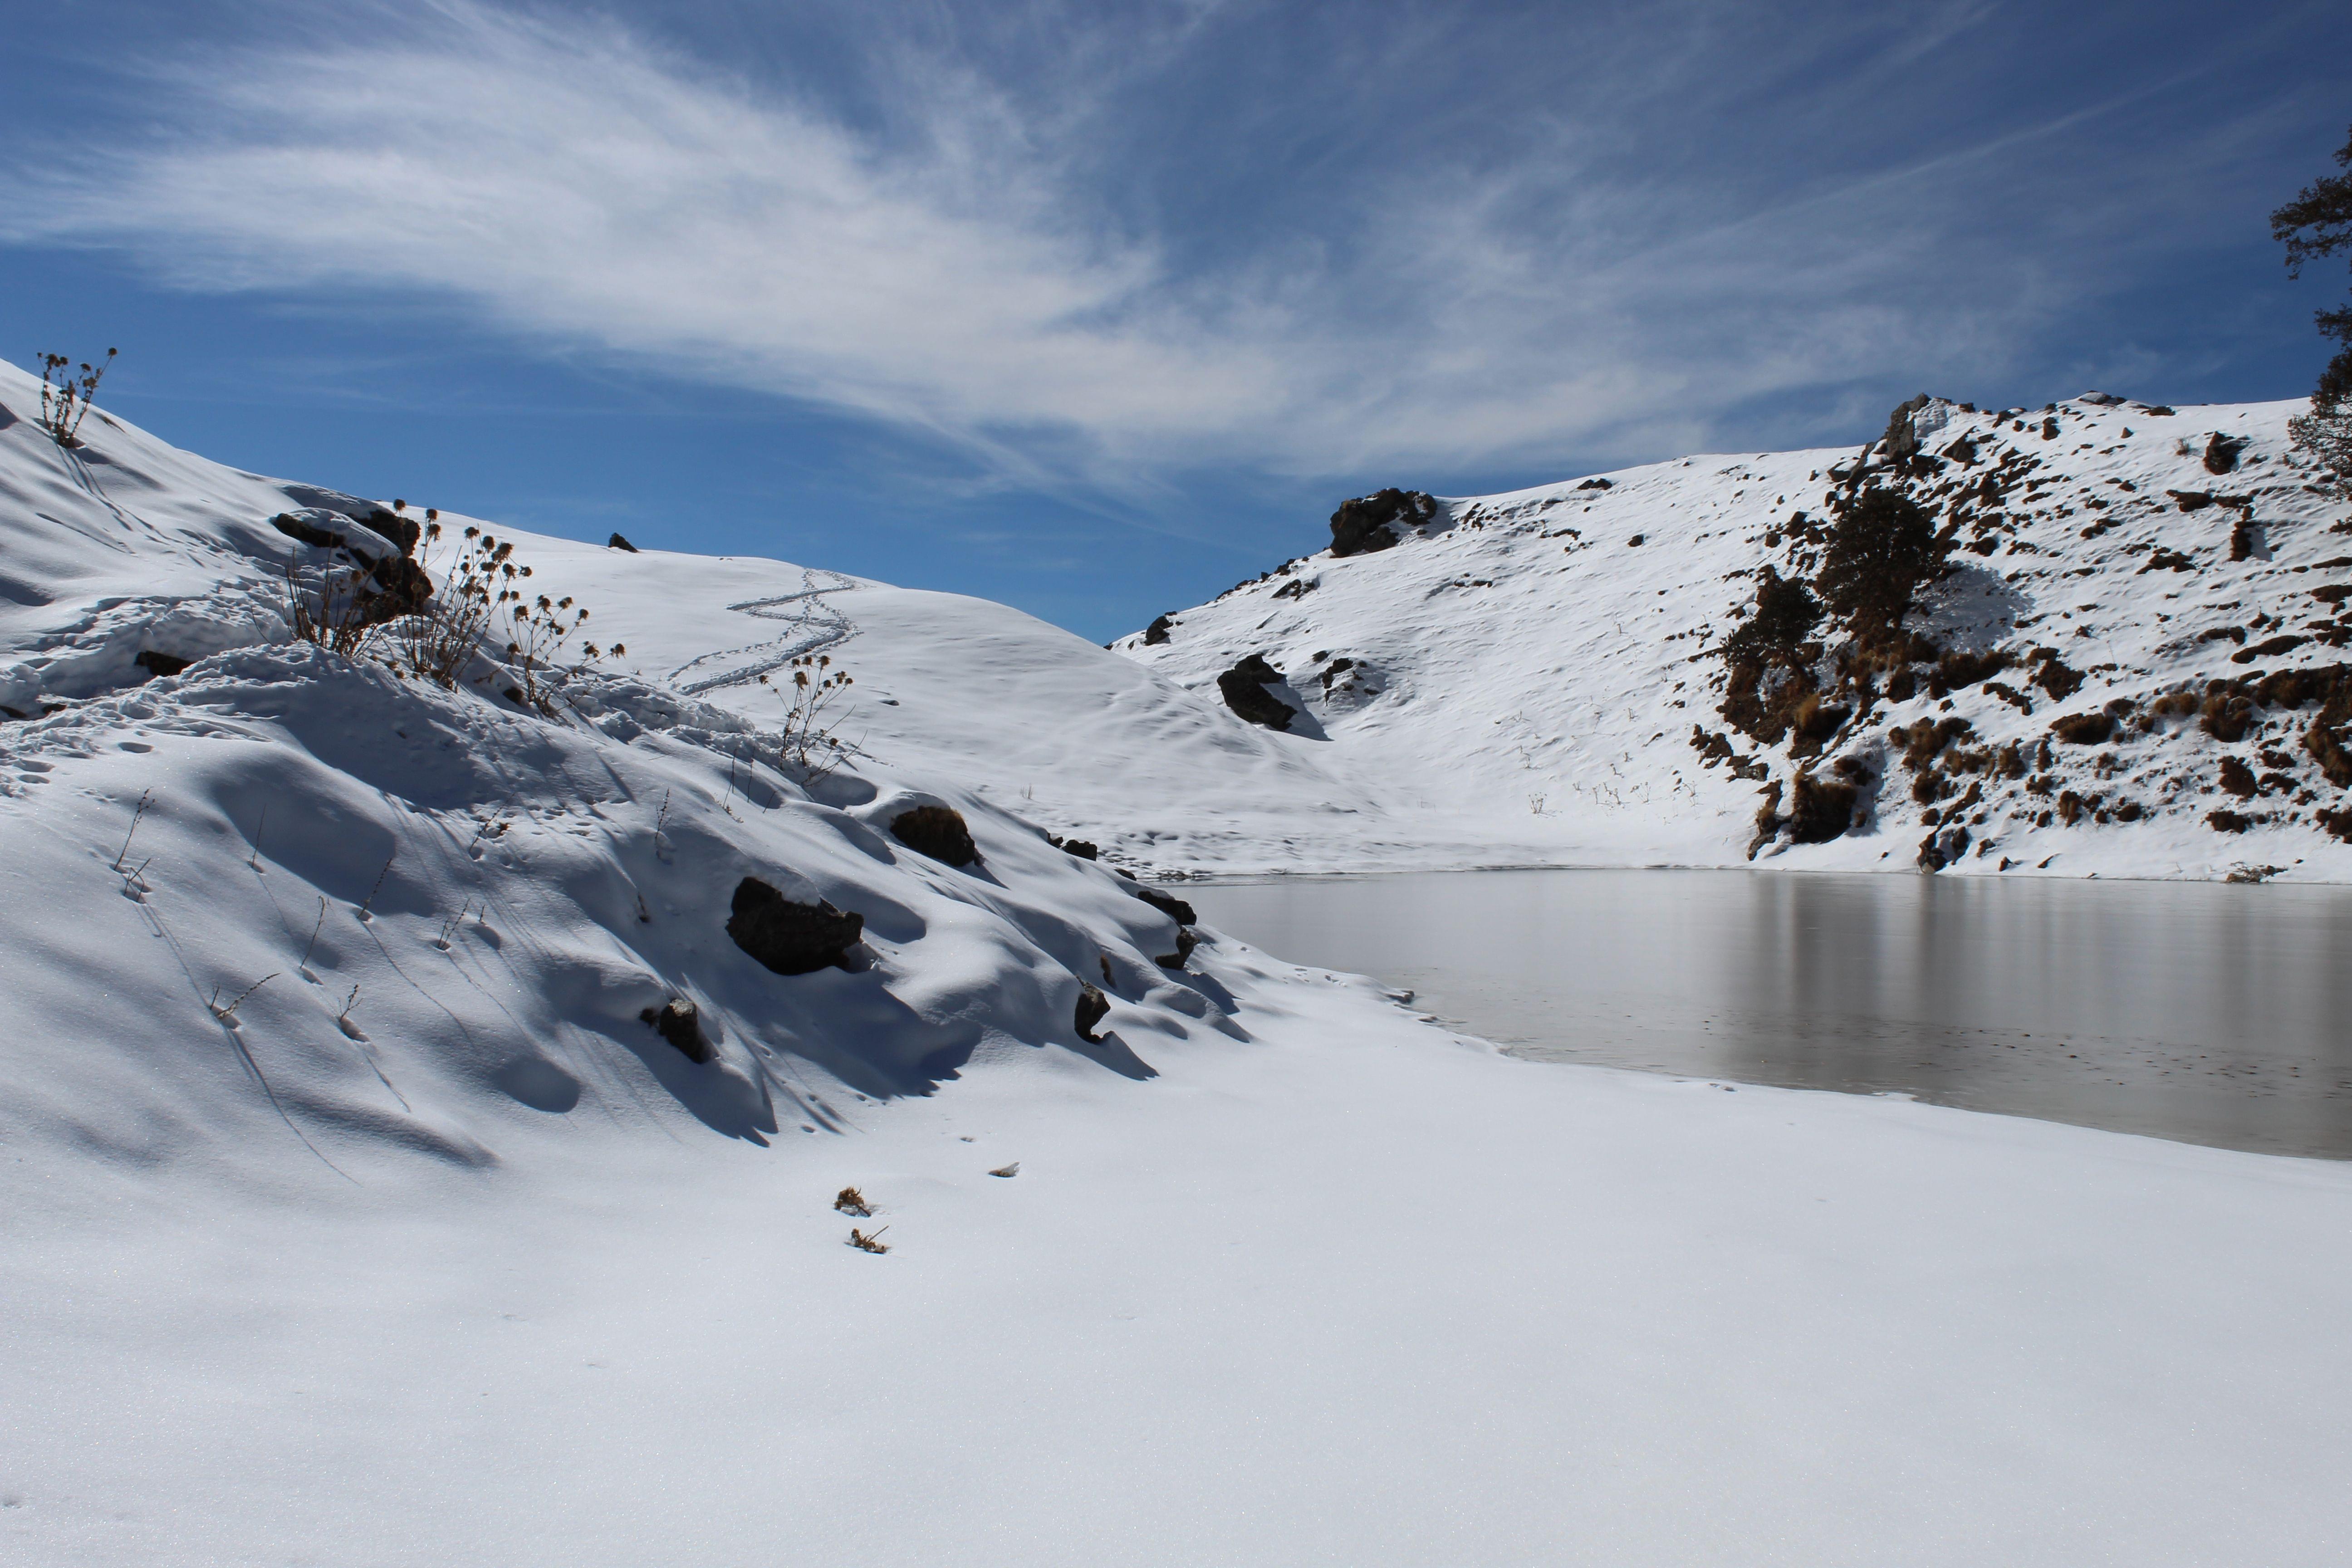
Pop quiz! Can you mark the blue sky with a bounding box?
[5,0,2349,640]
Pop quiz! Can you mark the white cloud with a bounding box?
[0,0,2283,487]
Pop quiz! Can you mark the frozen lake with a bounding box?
[1186,869,2352,1160]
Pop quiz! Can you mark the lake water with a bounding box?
[1186,869,2352,1160]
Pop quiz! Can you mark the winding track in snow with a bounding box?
[666,569,860,695]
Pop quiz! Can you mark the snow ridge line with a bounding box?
[668,569,860,694]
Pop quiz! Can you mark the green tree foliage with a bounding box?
[2272,121,2352,415]
[1721,566,1822,668]
[1815,487,1943,633]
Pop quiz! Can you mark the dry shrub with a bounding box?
[1818,486,1946,631]
[1892,716,1972,770]
[1787,769,1858,842]
[2207,809,2252,833]
[35,348,114,447]
[761,656,854,775]
[2200,683,2257,743]
[2255,666,2344,709]
[2218,757,2259,799]
[1748,780,1784,858]
[1788,693,1852,755]
[284,554,383,657]
[1720,568,1822,668]
[1936,648,2012,689]
[2050,711,2115,745]
[2031,657,2085,701]
[2306,679,2352,786]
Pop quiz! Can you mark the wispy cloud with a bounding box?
[0,0,2321,489]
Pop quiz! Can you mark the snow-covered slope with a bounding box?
[6,363,2352,1566]
[1120,394,2352,881]
[0,358,1278,1183]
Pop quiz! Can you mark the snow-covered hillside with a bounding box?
[6,362,2352,1565]
[0,357,1280,1183]
[1120,394,2352,881]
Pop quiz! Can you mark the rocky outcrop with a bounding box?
[608,532,639,552]
[1329,488,1437,557]
[725,877,863,975]
[1143,614,1176,645]
[1216,654,1296,730]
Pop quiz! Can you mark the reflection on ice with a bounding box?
[1190,869,2352,1160]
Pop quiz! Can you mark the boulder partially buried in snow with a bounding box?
[640,998,710,1063]
[1216,654,1297,730]
[889,804,979,867]
[1075,982,1109,1042]
[725,877,864,975]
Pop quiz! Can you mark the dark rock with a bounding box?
[270,510,348,549]
[363,508,421,556]
[1075,982,1109,1042]
[2145,405,2176,416]
[134,650,191,679]
[890,805,978,867]
[1575,476,1613,490]
[2041,416,2060,440]
[1917,824,1970,872]
[608,532,639,552]
[1047,834,1098,860]
[1328,488,1437,557]
[1216,654,1296,730]
[2078,390,2125,406]
[726,877,863,975]
[1154,928,1199,970]
[1626,534,1644,547]
[1881,393,1931,463]
[639,998,711,1063]
[2167,490,2216,511]
[1143,614,1176,645]
[1130,882,1196,925]
[2203,434,2248,475]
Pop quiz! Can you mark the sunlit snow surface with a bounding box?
[2,363,2348,1565]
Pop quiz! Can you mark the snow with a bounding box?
[4,361,2350,1564]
